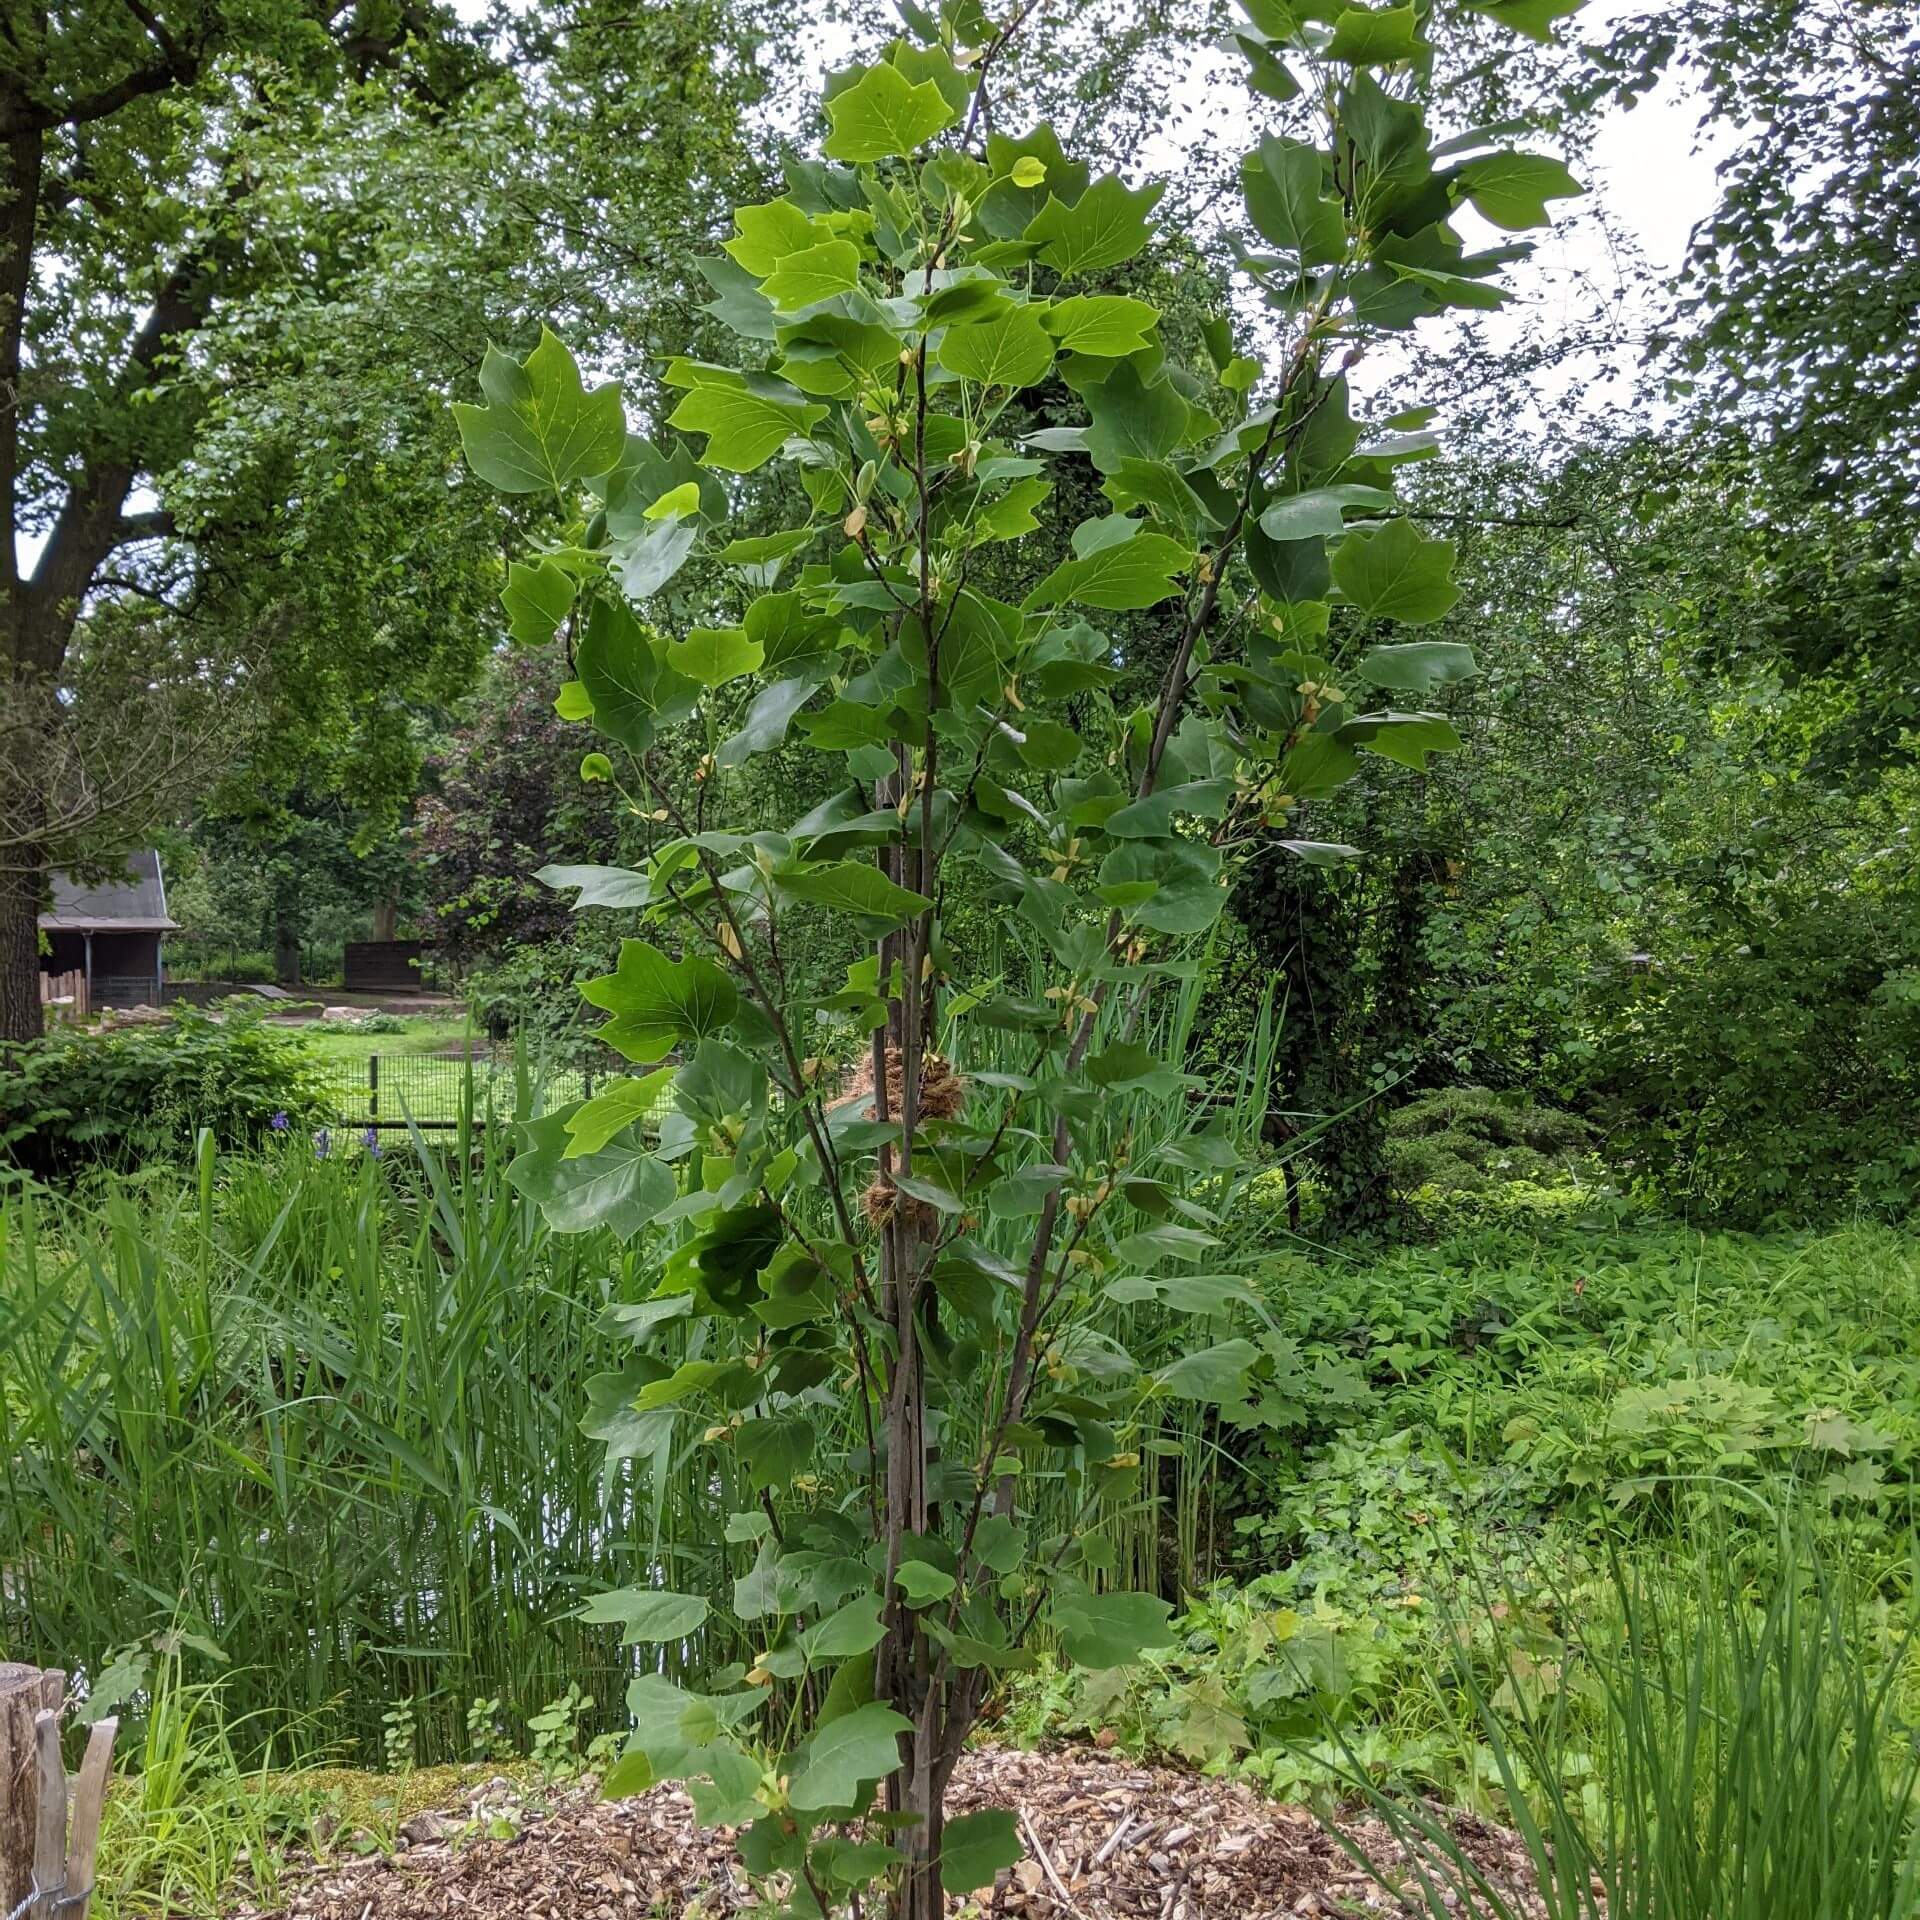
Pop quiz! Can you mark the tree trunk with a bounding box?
[0,865,41,1043]
[274,909,302,987]
[370,895,398,941]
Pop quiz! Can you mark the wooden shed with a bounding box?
[39,851,178,1008]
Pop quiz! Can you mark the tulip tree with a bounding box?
[454,2,1577,1913]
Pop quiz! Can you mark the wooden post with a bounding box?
[0,1669,116,1920]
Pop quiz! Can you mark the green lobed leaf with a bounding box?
[761,238,863,310]
[507,1106,675,1239]
[1453,150,1582,231]
[1329,517,1459,624]
[577,1587,710,1644]
[1025,175,1166,277]
[1049,1578,1175,1669]
[824,62,959,162]
[1026,530,1192,611]
[938,308,1056,389]
[942,1810,1023,1894]
[787,1703,913,1811]
[1041,293,1160,356]
[453,328,627,496]
[501,558,575,646]
[774,860,933,930]
[1357,639,1475,693]
[583,940,740,1061]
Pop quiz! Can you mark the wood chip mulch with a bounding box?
[236,1744,1548,1920]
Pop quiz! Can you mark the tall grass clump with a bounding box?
[1348,1516,1920,1919]
[0,1082,668,1765]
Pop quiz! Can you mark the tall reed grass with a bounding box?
[1344,1517,1920,1919]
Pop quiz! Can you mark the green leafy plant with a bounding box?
[466,1695,510,1765]
[528,1682,593,1782]
[450,9,1575,1915]
[0,1006,329,1177]
[380,1696,418,1775]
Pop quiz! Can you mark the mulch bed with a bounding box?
[236,1745,1548,1919]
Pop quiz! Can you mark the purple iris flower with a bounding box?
[314,1129,331,1158]
[270,1111,290,1132]
[363,1127,382,1158]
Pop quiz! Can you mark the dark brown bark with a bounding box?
[0,862,42,1042]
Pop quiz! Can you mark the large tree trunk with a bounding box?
[370,895,399,941]
[0,865,42,1043]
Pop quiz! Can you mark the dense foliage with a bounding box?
[0,1009,327,1176]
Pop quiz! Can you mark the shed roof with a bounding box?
[39,851,179,933]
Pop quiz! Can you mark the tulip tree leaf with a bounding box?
[1027,531,1192,611]
[1048,1579,1175,1669]
[1329,518,1459,624]
[938,309,1056,389]
[942,1810,1022,1893]
[1025,175,1165,277]
[454,328,627,495]
[578,1587,711,1644]
[507,1105,675,1238]
[824,63,959,162]
[1453,151,1583,231]
[788,1703,914,1810]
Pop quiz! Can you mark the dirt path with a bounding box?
[235,1744,1545,1919]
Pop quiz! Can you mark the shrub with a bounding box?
[1387,1087,1595,1196]
[0,1007,329,1176]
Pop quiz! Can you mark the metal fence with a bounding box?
[313,1051,674,1132]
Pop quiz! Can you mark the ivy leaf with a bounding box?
[938,309,1056,389]
[577,1587,710,1644]
[1241,137,1347,266]
[1025,175,1166,277]
[1026,531,1192,611]
[1041,294,1160,356]
[507,1106,675,1238]
[773,860,933,931]
[1049,1578,1175,1669]
[1330,518,1459,624]
[761,238,863,310]
[942,1810,1022,1894]
[1453,151,1583,231]
[1357,640,1475,693]
[583,940,740,1061]
[787,1703,913,1811]
[453,328,627,495]
[501,558,575,646]
[824,63,959,162]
